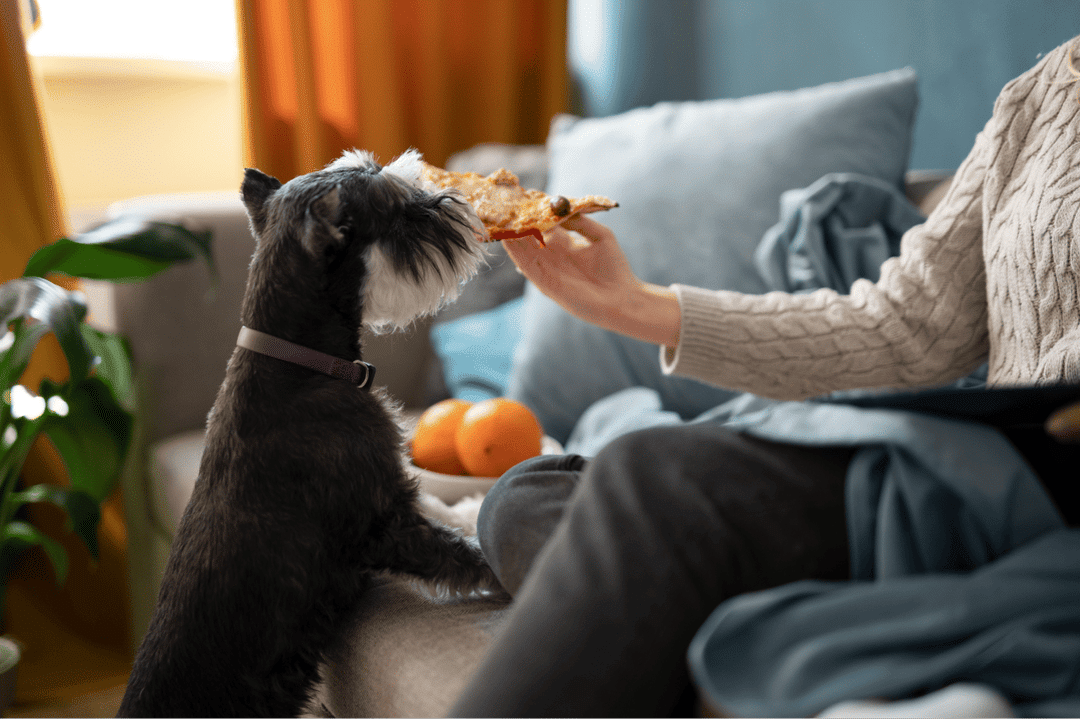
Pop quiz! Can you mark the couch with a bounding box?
[103,67,978,716]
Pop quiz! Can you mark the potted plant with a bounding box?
[0,217,212,708]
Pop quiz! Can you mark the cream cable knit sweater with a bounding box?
[662,35,1080,401]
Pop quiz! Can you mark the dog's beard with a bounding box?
[361,216,485,332]
[327,147,487,331]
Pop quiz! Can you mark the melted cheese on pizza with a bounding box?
[420,163,617,242]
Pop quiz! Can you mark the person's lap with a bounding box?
[452,423,854,717]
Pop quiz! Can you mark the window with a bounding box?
[26,0,237,71]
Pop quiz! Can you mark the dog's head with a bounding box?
[241,149,485,332]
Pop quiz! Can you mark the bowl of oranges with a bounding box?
[408,397,562,502]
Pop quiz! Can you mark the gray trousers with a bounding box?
[450,423,854,717]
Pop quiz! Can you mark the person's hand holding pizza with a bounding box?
[420,160,680,349]
[503,214,681,349]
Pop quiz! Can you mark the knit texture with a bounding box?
[663,36,1080,400]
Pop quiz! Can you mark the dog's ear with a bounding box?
[300,186,345,256]
[241,168,282,235]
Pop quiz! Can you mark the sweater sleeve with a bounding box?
[661,124,997,401]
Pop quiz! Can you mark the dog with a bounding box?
[118,149,503,717]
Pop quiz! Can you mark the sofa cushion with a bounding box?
[507,69,920,443]
[431,297,525,401]
[313,577,509,718]
[148,429,206,537]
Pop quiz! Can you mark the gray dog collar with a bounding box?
[236,326,376,390]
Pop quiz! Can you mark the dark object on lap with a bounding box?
[818,384,1080,525]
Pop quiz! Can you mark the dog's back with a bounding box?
[119,352,395,715]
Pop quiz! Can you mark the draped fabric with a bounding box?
[236,0,570,181]
[0,0,66,279]
[1,0,131,702]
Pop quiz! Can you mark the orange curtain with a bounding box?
[1,0,131,704]
[237,0,570,181]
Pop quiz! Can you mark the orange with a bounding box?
[411,399,472,475]
[455,398,544,478]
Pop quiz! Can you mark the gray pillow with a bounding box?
[507,69,919,443]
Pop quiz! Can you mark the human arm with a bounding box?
[657,113,1003,400]
[505,142,992,402]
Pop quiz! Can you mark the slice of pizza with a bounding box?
[420,162,617,243]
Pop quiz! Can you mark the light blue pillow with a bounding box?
[431,297,525,402]
[507,69,919,443]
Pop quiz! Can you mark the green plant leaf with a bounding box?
[24,242,171,282]
[1,520,69,585]
[0,320,49,392]
[41,376,132,503]
[10,485,100,559]
[0,277,93,384]
[23,218,216,282]
[80,325,135,412]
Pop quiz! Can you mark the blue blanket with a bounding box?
[562,173,1080,716]
[692,402,1078,717]
[754,171,926,294]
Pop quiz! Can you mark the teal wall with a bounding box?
[569,0,1080,169]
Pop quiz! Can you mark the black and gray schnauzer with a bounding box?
[118,149,502,717]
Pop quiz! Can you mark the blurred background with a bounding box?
[24,0,1080,229]
[570,0,1080,170]
[26,0,243,223]
[26,0,571,229]
[26,0,1080,226]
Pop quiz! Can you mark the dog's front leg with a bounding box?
[376,512,505,597]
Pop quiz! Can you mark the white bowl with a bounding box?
[409,435,563,504]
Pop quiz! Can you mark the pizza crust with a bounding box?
[420,162,617,242]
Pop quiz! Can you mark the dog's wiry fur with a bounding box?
[118,150,500,717]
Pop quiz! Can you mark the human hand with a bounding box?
[1046,401,1080,443]
[502,214,681,347]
